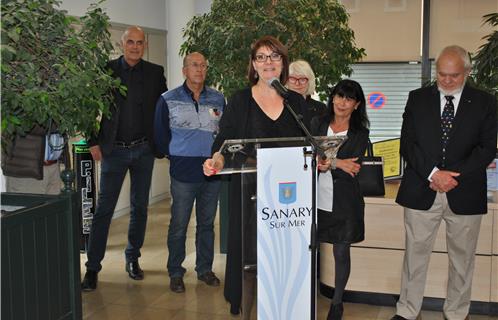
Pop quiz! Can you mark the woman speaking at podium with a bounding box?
[312,79,370,320]
[203,35,311,315]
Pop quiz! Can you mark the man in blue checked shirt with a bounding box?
[154,52,225,294]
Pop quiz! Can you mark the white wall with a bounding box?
[59,0,212,31]
[166,0,212,88]
[59,0,167,31]
[195,0,212,15]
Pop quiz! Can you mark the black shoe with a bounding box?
[197,271,220,286]
[125,261,144,280]
[81,270,98,292]
[327,302,343,320]
[170,277,185,293]
[391,316,409,320]
[230,303,240,315]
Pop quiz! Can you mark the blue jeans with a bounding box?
[85,143,155,272]
[167,177,221,278]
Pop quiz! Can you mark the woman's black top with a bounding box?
[247,97,304,138]
[306,95,327,120]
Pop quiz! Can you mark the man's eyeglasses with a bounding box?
[186,62,208,71]
[254,52,282,63]
[288,77,309,85]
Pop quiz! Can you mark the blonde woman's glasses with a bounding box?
[288,77,309,85]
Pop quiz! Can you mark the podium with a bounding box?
[217,136,345,320]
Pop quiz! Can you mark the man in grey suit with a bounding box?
[391,45,497,320]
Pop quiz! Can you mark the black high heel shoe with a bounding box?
[230,303,240,315]
[327,302,344,320]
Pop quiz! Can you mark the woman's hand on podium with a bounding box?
[203,152,225,176]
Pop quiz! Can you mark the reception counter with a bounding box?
[319,182,498,316]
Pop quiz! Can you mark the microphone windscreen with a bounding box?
[268,77,279,86]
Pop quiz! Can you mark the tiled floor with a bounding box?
[80,199,497,320]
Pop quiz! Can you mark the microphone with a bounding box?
[268,77,289,98]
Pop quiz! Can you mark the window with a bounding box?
[349,62,423,141]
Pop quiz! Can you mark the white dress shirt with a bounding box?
[428,90,463,181]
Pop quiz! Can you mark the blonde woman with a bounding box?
[287,59,326,118]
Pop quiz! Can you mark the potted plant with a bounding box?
[180,0,365,100]
[471,12,498,98]
[1,0,122,178]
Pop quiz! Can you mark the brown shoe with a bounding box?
[170,277,185,293]
[197,271,220,286]
[390,316,408,320]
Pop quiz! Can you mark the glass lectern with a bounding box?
[217,136,346,320]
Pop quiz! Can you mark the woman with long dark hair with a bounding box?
[312,79,370,320]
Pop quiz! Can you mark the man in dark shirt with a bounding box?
[81,26,167,291]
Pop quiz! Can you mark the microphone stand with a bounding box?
[282,98,323,320]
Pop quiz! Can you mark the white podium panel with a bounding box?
[256,147,313,320]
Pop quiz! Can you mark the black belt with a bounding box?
[114,137,148,148]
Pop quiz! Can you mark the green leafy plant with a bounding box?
[180,0,365,99]
[471,12,498,97]
[1,0,122,143]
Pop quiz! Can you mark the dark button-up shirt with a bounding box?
[115,57,145,143]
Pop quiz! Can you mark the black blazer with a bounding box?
[305,96,327,119]
[312,116,369,243]
[211,87,311,153]
[396,84,497,214]
[89,56,167,157]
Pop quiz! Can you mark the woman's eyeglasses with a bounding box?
[288,76,309,85]
[254,52,282,63]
